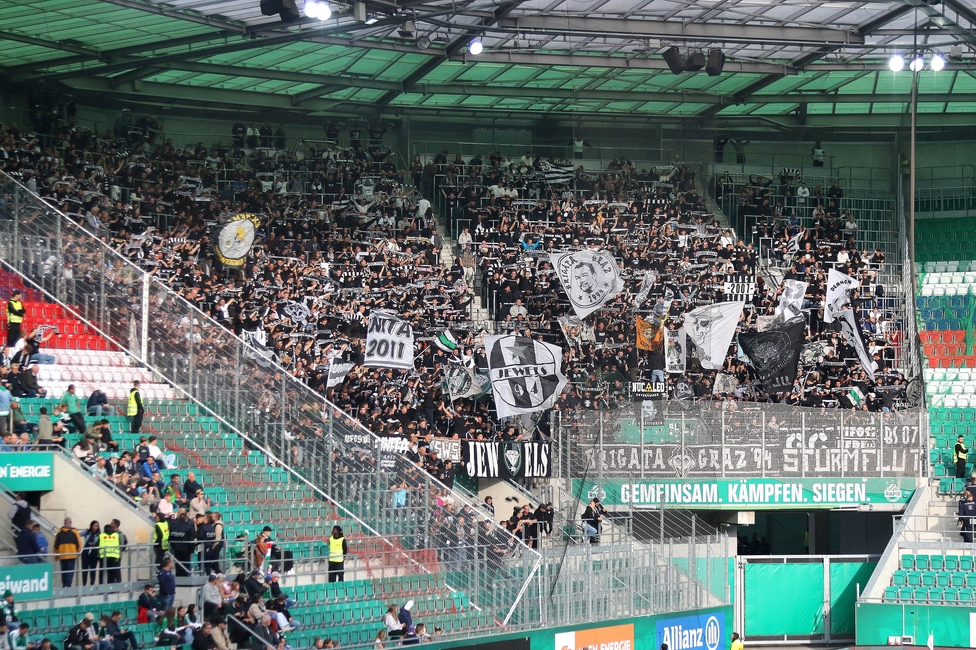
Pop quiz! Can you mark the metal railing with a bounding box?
[0,171,541,630]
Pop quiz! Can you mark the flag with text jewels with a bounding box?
[551,250,625,319]
[464,440,552,479]
[683,302,744,370]
[485,334,568,418]
[364,311,415,370]
[738,316,806,394]
[837,308,877,381]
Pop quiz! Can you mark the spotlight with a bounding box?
[931,53,946,71]
[260,0,300,22]
[364,15,378,24]
[303,0,330,20]
[909,56,924,72]
[469,38,483,55]
[416,36,431,51]
[888,54,904,71]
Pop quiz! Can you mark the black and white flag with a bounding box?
[326,360,356,389]
[775,279,808,321]
[241,329,275,369]
[825,268,859,323]
[364,311,414,370]
[837,308,877,381]
[683,301,744,370]
[540,161,574,185]
[723,275,756,301]
[634,270,657,308]
[738,316,805,393]
[434,330,458,353]
[485,334,568,418]
[665,327,686,374]
[441,365,490,401]
[785,228,805,261]
[551,250,625,319]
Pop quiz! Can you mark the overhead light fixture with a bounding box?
[468,38,483,55]
[364,15,379,24]
[909,55,925,72]
[931,53,946,71]
[416,35,431,50]
[888,54,904,72]
[260,0,300,22]
[303,0,330,20]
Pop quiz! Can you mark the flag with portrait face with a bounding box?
[551,250,625,319]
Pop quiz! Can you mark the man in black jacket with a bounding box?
[65,618,95,650]
[168,510,195,577]
[104,611,139,650]
[242,571,268,599]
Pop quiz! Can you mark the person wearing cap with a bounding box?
[327,525,347,583]
[53,517,83,588]
[267,572,294,608]
[200,574,223,624]
[5,291,24,347]
[401,624,419,646]
[126,381,144,434]
[210,619,231,650]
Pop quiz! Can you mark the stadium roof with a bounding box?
[3,0,976,121]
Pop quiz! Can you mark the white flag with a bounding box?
[665,327,686,374]
[485,334,568,418]
[785,228,805,260]
[364,312,414,370]
[326,360,355,388]
[838,308,877,381]
[551,250,625,319]
[634,270,656,308]
[824,268,859,323]
[683,302,744,370]
[775,279,808,321]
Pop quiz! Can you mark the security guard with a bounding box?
[959,491,976,543]
[6,291,24,347]
[127,380,145,433]
[99,523,122,584]
[955,436,970,479]
[153,512,170,566]
[195,513,217,575]
[168,509,196,577]
[327,525,348,583]
[731,633,744,650]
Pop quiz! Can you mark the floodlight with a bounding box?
[303,0,330,20]
[469,38,483,55]
[888,54,904,72]
[909,56,924,72]
[931,53,946,71]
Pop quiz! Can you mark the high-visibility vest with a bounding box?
[99,532,121,560]
[127,389,140,417]
[6,300,23,324]
[955,444,969,463]
[329,536,345,563]
[155,521,170,551]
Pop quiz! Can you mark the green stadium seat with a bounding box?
[937,572,951,587]
[923,571,937,586]
[962,557,975,571]
[916,555,930,570]
[901,554,915,570]
[931,555,945,571]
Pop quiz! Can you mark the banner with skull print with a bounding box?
[485,334,568,418]
[824,268,859,323]
[683,301,744,370]
[774,280,808,321]
[738,316,806,394]
[551,250,625,319]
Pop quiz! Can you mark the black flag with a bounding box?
[738,316,805,394]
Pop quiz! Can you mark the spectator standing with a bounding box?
[157,558,176,610]
[34,407,52,448]
[327,525,347,583]
[59,385,85,434]
[32,524,47,556]
[201,574,223,624]
[812,141,825,167]
[5,292,24,347]
[53,517,83,587]
[15,525,40,564]
[8,493,30,530]
[81,521,102,586]
[126,381,144,433]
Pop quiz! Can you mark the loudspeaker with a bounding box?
[685,51,706,71]
[259,0,299,21]
[663,47,686,74]
[706,49,726,76]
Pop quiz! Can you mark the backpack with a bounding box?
[11,503,30,529]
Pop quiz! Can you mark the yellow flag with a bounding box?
[636,316,653,351]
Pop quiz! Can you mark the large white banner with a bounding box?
[775,279,808,321]
[551,250,625,319]
[825,268,859,323]
[364,312,414,370]
[485,334,568,418]
[684,302,744,370]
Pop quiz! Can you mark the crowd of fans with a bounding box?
[0,111,912,452]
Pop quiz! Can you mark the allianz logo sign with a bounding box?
[657,613,724,650]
